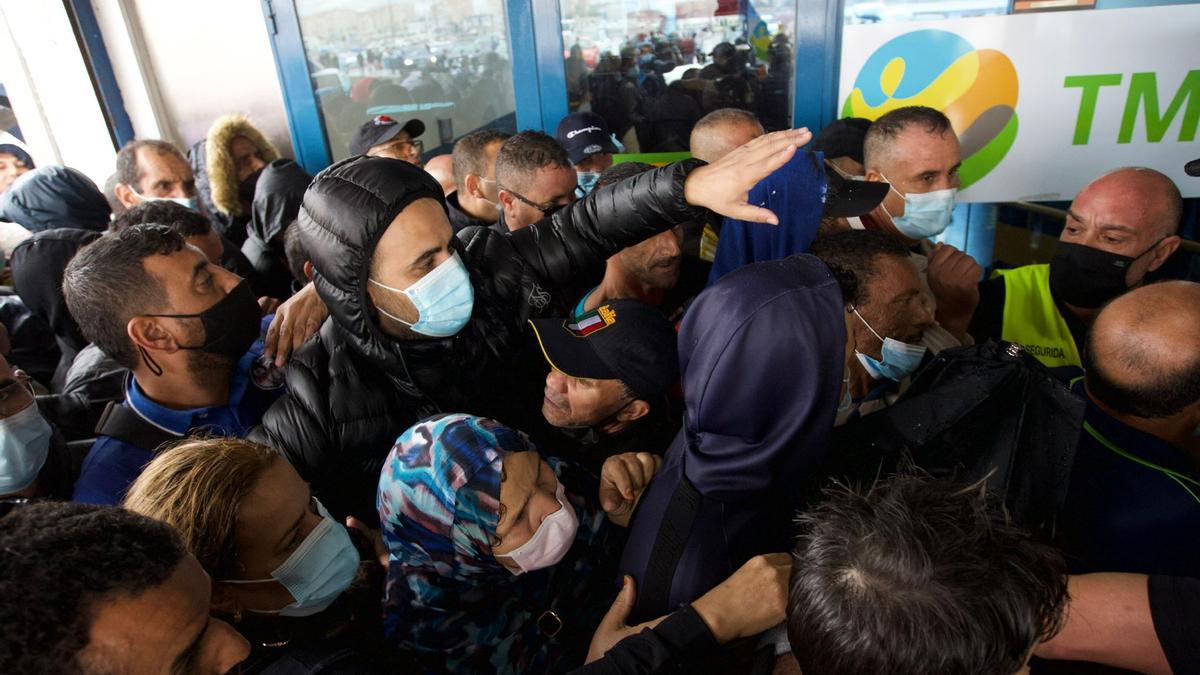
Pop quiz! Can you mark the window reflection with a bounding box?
[561,0,797,153]
[295,0,518,163]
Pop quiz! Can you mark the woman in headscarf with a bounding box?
[379,413,659,674]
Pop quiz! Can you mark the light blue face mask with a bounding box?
[132,188,198,212]
[370,250,475,338]
[0,402,52,495]
[220,498,360,617]
[879,173,956,240]
[576,171,601,197]
[852,307,927,382]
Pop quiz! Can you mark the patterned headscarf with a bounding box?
[378,414,621,674]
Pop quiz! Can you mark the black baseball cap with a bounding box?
[822,160,889,218]
[810,118,871,165]
[554,112,620,165]
[529,299,679,400]
[349,115,425,156]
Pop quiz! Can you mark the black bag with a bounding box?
[808,340,1085,536]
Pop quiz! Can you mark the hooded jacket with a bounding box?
[0,166,110,232]
[250,155,705,521]
[243,159,311,299]
[619,255,846,622]
[10,228,101,390]
[190,114,279,243]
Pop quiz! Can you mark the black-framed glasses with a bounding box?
[500,186,568,216]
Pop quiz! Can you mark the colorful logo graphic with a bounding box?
[843,30,1019,189]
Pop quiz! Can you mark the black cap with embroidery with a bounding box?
[554,112,620,165]
[529,299,679,400]
[349,115,425,156]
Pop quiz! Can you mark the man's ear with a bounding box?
[616,398,651,424]
[127,316,181,355]
[863,169,884,183]
[113,183,139,209]
[497,189,515,209]
[1146,235,1182,273]
[464,174,483,200]
[303,260,314,282]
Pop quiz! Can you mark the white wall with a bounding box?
[112,0,293,156]
[0,0,293,190]
[0,1,119,186]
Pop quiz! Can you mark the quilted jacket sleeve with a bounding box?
[506,159,706,293]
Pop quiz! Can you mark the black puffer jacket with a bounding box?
[251,155,703,520]
[243,159,311,300]
[10,228,100,390]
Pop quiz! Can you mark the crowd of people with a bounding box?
[0,87,1196,675]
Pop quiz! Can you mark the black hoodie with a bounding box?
[10,228,100,390]
[0,166,110,232]
[243,159,311,300]
[250,155,705,521]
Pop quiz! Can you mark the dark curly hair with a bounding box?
[0,501,186,673]
[810,229,911,308]
[111,199,214,239]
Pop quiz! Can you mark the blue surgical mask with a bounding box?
[220,498,360,617]
[132,188,198,212]
[879,173,956,240]
[852,307,926,382]
[0,402,52,495]
[576,171,601,197]
[370,250,474,338]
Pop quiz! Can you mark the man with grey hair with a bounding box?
[969,166,1183,373]
[494,130,577,232]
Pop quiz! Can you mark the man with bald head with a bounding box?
[969,166,1183,373]
[689,108,764,163]
[1054,281,1200,577]
[423,154,456,196]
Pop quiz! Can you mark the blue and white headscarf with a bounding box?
[378,413,621,674]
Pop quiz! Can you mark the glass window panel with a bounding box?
[560,0,797,153]
[295,0,518,164]
[844,0,1009,26]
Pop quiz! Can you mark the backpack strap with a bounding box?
[641,476,702,615]
[94,401,181,454]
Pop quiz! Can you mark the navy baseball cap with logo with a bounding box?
[349,115,425,156]
[554,112,620,165]
[529,299,679,400]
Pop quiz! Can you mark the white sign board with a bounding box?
[838,5,1200,202]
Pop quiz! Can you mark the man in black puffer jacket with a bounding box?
[250,129,810,520]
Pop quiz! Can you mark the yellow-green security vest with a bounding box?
[995,264,1083,370]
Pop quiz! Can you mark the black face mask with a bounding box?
[238,167,265,204]
[1048,240,1156,309]
[145,281,262,361]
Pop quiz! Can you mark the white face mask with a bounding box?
[131,187,198,212]
[502,481,579,575]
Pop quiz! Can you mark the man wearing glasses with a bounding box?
[349,115,425,167]
[494,130,579,232]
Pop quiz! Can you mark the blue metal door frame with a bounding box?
[260,0,332,174]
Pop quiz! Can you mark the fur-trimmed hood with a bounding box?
[204,113,279,217]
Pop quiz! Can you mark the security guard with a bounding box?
[969,167,1182,374]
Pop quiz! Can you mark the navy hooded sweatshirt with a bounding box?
[619,254,846,622]
[0,166,110,232]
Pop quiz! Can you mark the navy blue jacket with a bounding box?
[620,254,845,621]
[1057,380,1200,577]
[0,166,110,232]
